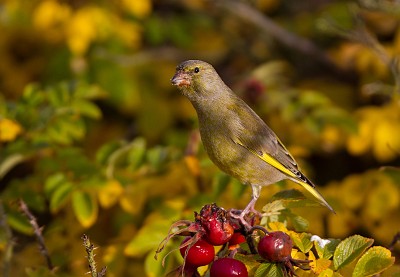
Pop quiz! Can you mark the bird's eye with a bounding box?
[194,67,200,73]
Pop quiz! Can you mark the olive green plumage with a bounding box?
[171,60,334,214]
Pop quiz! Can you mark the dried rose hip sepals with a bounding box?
[196,203,234,245]
[257,231,293,262]
[210,257,249,277]
[180,237,215,267]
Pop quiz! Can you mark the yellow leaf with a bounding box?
[98,180,124,208]
[268,221,288,232]
[184,155,201,176]
[119,185,147,215]
[341,175,365,210]
[372,121,400,162]
[33,0,71,42]
[114,19,142,48]
[365,176,399,220]
[121,0,152,18]
[291,248,306,260]
[0,118,22,142]
[66,7,111,55]
[321,125,344,152]
[309,251,332,274]
[347,120,372,156]
[72,191,98,228]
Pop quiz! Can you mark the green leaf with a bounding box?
[291,232,313,253]
[72,99,102,119]
[47,118,85,145]
[234,253,262,276]
[72,191,98,228]
[146,146,168,171]
[287,213,309,232]
[96,141,123,165]
[255,263,285,277]
[0,154,25,180]
[352,246,395,277]
[44,173,66,198]
[315,238,341,260]
[262,200,286,214]
[7,211,33,235]
[50,182,73,213]
[127,137,147,170]
[125,219,172,257]
[333,235,374,270]
[318,268,344,277]
[47,83,71,107]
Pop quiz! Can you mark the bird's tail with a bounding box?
[292,177,335,214]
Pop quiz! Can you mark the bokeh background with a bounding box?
[0,0,399,276]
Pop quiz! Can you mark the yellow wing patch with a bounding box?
[257,151,297,178]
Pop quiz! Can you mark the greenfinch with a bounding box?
[171,60,334,228]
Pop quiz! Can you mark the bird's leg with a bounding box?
[230,185,262,230]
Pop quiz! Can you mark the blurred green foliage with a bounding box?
[0,0,400,276]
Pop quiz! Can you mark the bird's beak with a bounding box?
[171,71,191,87]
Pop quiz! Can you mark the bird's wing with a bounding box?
[228,100,301,180]
[228,100,335,212]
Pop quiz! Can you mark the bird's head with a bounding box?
[171,60,225,102]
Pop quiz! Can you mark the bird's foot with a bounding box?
[228,208,261,232]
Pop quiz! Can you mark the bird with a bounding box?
[171,60,334,229]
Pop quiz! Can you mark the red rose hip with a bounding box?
[196,203,234,245]
[257,231,293,262]
[229,232,246,246]
[210,257,248,277]
[180,237,215,267]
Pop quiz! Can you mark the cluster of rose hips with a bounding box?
[155,203,310,277]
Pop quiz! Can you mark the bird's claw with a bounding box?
[228,209,261,232]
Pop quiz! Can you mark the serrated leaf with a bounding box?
[72,191,98,228]
[315,238,341,260]
[286,212,309,232]
[50,182,73,213]
[318,268,344,277]
[290,232,313,253]
[255,263,285,277]
[232,253,261,276]
[352,246,395,277]
[262,200,286,215]
[268,221,288,232]
[310,250,332,274]
[333,235,374,270]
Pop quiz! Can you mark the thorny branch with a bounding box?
[82,234,106,277]
[19,199,54,271]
